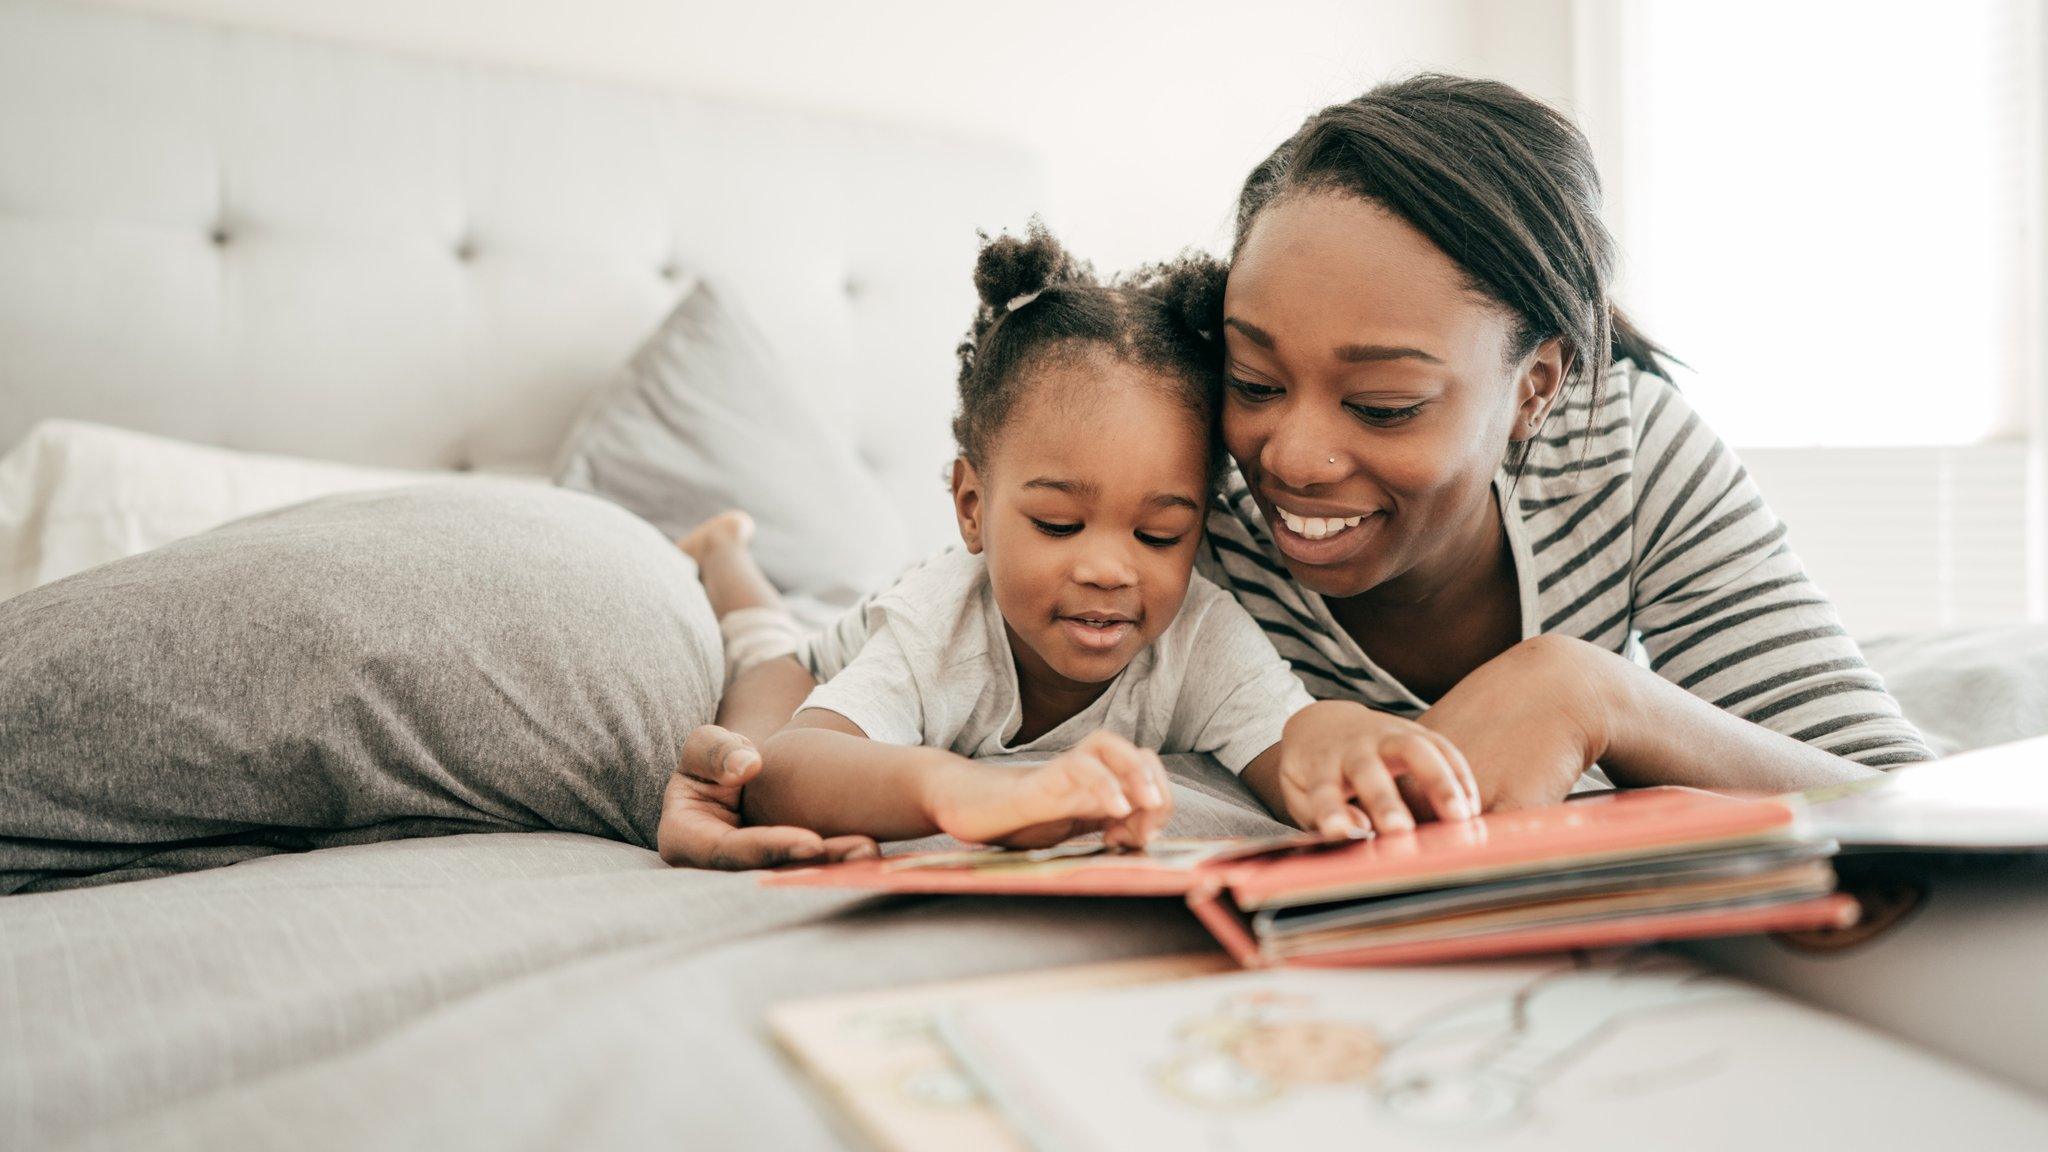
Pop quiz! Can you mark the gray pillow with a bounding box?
[552,280,910,610]
[0,482,722,893]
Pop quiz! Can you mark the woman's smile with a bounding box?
[1261,495,1387,567]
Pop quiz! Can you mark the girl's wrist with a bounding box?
[911,750,982,823]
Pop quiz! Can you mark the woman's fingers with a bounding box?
[1293,750,1363,836]
[1381,731,1474,822]
[677,822,828,871]
[819,835,881,862]
[1340,751,1414,834]
[1427,729,1483,813]
[680,724,761,788]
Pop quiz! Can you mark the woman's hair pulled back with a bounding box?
[1235,74,1670,462]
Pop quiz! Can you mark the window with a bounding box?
[1576,0,2045,633]
[1607,0,2035,448]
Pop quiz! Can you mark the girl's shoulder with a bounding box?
[863,545,992,646]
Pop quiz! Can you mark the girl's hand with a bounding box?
[1417,635,1613,810]
[1273,701,1479,835]
[923,730,1174,850]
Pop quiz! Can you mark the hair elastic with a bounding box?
[1004,289,1044,314]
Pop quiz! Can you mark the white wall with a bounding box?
[69,0,1537,272]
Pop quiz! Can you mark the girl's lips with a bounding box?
[1059,618,1134,652]
[1267,503,1385,567]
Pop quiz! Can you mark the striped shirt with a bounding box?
[1199,363,1933,769]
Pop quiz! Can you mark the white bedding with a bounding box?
[0,420,468,601]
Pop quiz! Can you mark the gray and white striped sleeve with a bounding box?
[1625,375,1932,768]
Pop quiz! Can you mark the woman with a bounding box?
[662,74,1930,870]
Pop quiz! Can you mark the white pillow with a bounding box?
[552,280,913,612]
[0,420,453,600]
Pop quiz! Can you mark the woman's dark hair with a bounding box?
[954,220,1229,483]
[1235,74,1671,464]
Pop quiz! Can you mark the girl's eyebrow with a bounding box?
[1023,477,1198,512]
[1225,316,1442,364]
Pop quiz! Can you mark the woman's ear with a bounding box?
[950,456,986,554]
[1508,337,1571,444]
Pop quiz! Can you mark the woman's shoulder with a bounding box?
[1513,361,1644,498]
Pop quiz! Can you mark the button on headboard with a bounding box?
[0,0,1040,554]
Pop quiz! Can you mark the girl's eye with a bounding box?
[1227,377,1282,402]
[1136,532,1184,549]
[1349,402,1424,427]
[1030,519,1081,537]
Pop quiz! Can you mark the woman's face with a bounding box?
[1221,188,1560,602]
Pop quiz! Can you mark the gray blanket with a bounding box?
[0,483,722,893]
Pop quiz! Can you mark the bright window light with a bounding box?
[1620,0,2029,447]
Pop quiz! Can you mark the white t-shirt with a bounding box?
[798,548,1315,772]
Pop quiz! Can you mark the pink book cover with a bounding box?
[761,787,1804,907]
[759,788,1857,964]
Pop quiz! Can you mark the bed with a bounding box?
[2,2,2044,1147]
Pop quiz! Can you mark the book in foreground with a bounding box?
[764,786,1858,966]
[924,953,2048,1152]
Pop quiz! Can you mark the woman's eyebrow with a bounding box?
[1225,317,1441,364]
[1337,344,1441,364]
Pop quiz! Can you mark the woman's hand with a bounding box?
[656,724,879,870]
[1416,635,1616,810]
[922,730,1174,850]
[1257,701,1479,835]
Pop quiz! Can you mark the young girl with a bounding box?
[667,225,1478,854]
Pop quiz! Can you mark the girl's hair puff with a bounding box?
[953,219,1230,486]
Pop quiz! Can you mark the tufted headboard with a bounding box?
[0,0,1040,553]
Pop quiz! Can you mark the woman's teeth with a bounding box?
[1275,506,1364,540]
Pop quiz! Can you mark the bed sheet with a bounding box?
[2,761,1284,1150]
[8,631,2048,1147]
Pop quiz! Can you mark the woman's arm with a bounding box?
[1623,374,1931,770]
[1420,635,1876,809]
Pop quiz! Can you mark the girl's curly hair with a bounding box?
[953,220,1229,486]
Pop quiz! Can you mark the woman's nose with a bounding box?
[1261,407,1351,490]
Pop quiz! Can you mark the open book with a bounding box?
[764,786,1858,966]
[770,951,2048,1152]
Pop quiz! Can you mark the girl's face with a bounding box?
[1220,189,1564,602]
[952,352,1209,689]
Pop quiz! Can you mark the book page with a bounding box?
[943,951,2048,1151]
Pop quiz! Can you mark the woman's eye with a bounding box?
[1136,532,1184,549]
[1350,402,1424,427]
[1030,519,1081,537]
[1227,377,1282,402]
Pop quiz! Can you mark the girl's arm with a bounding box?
[750,710,1175,849]
[747,707,970,841]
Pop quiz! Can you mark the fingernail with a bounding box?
[1109,797,1133,818]
[788,842,823,861]
[1383,811,1414,833]
[850,844,879,860]
[722,748,760,780]
[1444,796,1472,821]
